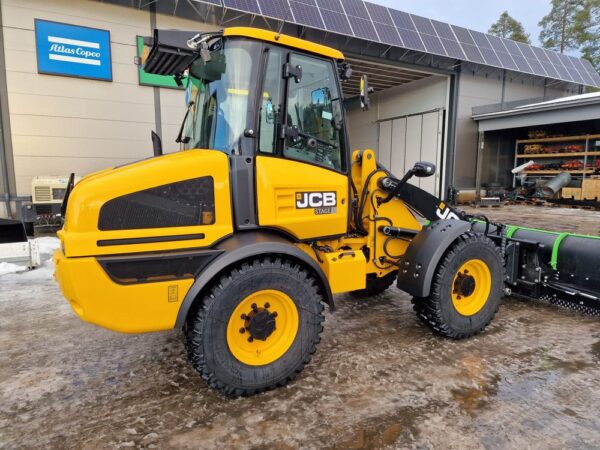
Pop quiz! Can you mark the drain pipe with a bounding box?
[0,0,13,219]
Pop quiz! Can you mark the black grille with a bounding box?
[98,177,215,231]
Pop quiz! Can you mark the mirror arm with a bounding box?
[378,169,415,206]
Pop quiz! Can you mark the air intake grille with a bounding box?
[98,177,215,231]
[34,186,52,202]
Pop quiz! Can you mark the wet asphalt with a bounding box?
[0,205,599,449]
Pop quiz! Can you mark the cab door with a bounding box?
[255,49,349,240]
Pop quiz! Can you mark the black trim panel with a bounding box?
[98,249,222,285]
[97,233,205,246]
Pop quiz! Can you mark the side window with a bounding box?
[284,54,344,171]
[258,48,284,154]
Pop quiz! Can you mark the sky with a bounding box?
[371,0,550,47]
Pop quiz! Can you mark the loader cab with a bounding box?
[177,29,351,240]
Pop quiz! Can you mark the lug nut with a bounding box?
[248,336,254,343]
[264,302,270,309]
[251,303,258,311]
[239,327,245,334]
[272,312,278,318]
[241,313,247,320]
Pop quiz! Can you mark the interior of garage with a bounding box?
[344,58,450,197]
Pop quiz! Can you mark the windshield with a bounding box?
[181,38,260,153]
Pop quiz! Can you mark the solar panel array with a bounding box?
[209,0,600,86]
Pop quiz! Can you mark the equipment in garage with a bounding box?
[53,28,600,397]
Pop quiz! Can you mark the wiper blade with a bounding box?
[176,101,194,144]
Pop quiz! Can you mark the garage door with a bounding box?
[378,109,444,196]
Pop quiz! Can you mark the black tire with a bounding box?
[412,233,503,339]
[350,271,397,298]
[184,257,325,397]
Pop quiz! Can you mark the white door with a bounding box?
[377,110,444,196]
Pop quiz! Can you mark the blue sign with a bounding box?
[35,19,112,81]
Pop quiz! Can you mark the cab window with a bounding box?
[258,48,284,154]
[283,54,345,171]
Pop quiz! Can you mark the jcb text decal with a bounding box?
[296,192,337,215]
[436,203,460,221]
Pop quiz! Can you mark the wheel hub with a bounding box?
[243,304,277,341]
[454,272,476,297]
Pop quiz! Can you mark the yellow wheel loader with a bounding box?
[53,27,510,396]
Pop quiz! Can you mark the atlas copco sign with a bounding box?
[35,19,112,81]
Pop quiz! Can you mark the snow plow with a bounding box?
[53,27,599,397]
[0,219,40,269]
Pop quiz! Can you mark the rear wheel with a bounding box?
[412,233,503,339]
[184,257,325,397]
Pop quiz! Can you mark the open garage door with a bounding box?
[378,110,445,196]
[345,58,449,198]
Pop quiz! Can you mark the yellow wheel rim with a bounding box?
[226,289,299,366]
[451,259,492,316]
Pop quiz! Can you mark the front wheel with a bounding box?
[184,257,325,397]
[412,233,504,339]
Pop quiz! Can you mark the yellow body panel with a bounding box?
[319,250,366,293]
[60,150,232,257]
[256,156,349,240]
[54,250,193,333]
[224,27,344,60]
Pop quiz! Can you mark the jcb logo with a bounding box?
[296,192,337,209]
[436,202,460,221]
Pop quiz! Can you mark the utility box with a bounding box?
[320,250,366,294]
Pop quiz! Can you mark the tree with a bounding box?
[488,11,531,43]
[539,0,587,53]
[576,0,599,71]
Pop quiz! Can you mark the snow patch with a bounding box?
[0,262,26,276]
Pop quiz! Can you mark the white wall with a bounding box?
[0,0,216,196]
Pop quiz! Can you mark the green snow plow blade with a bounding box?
[472,222,600,316]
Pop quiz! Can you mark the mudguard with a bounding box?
[175,231,334,328]
[396,219,471,298]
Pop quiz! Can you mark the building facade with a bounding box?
[0,0,593,218]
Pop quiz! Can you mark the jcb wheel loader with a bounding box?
[54,27,599,397]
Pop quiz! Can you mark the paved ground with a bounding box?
[1,205,599,449]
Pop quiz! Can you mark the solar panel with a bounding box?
[396,28,425,51]
[478,47,501,67]
[191,0,222,5]
[348,17,379,41]
[461,43,485,63]
[222,0,261,14]
[219,0,599,87]
[364,2,394,26]
[258,0,291,20]
[569,56,596,85]
[342,0,370,19]
[319,8,353,35]
[289,0,324,29]
[431,20,456,41]
[420,33,446,56]
[451,25,475,45]
[440,38,465,59]
[388,9,416,31]
[315,0,344,13]
[376,24,403,46]
[410,14,436,36]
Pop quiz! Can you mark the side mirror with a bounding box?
[151,130,163,156]
[360,74,370,111]
[412,161,436,178]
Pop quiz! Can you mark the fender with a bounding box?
[174,231,334,328]
[396,219,471,298]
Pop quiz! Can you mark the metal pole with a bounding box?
[0,0,13,218]
[475,130,484,200]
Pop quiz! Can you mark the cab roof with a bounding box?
[223,27,344,61]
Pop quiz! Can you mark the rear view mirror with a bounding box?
[412,161,436,178]
[311,88,327,105]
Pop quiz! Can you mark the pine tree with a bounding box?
[488,11,531,43]
[539,0,587,53]
[576,0,599,71]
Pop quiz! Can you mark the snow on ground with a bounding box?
[0,236,60,280]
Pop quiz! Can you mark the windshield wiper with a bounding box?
[176,101,194,144]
